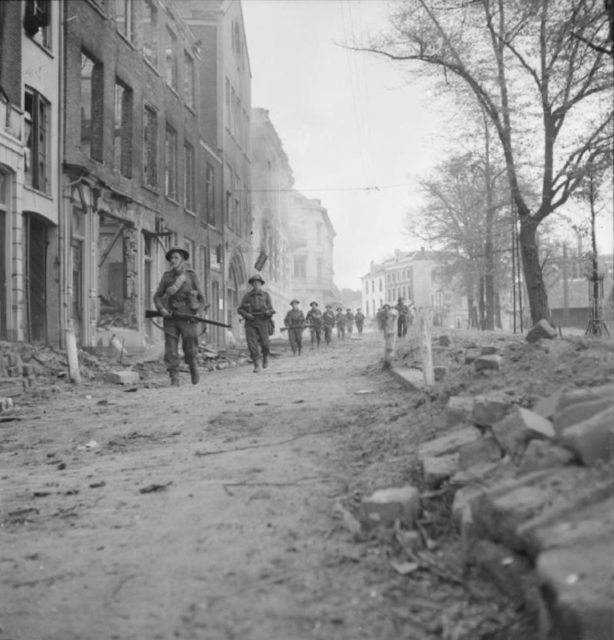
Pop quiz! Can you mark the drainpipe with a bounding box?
[57,0,66,348]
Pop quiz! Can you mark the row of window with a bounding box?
[365,278,384,294]
[387,268,413,283]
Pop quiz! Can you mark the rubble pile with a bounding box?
[385,331,614,640]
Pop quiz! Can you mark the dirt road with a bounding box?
[1,333,530,640]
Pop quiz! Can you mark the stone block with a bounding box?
[102,370,140,385]
[361,486,420,528]
[532,387,566,420]
[464,348,482,364]
[472,393,514,428]
[458,435,502,470]
[537,541,614,640]
[422,453,459,488]
[480,345,500,355]
[389,367,425,392]
[517,440,574,476]
[526,319,557,343]
[470,467,591,551]
[553,396,614,437]
[418,425,481,458]
[474,354,502,371]
[557,383,614,412]
[446,396,475,427]
[492,406,554,463]
[520,494,614,559]
[438,335,451,347]
[560,405,614,466]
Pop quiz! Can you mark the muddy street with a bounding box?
[1,334,529,640]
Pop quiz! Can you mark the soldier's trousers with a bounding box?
[356,322,364,334]
[245,321,270,361]
[323,325,332,345]
[288,327,303,354]
[336,326,346,340]
[310,328,321,346]
[163,318,199,373]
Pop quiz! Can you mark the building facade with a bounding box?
[0,0,62,344]
[250,108,293,318]
[176,0,252,342]
[288,193,336,307]
[361,249,469,329]
[62,0,206,351]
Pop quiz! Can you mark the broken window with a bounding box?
[97,213,138,329]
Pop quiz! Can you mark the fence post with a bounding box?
[383,307,398,368]
[419,309,434,387]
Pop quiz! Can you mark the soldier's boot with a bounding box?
[170,372,180,387]
[253,358,261,373]
[262,353,269,369]
[189,361,200,385]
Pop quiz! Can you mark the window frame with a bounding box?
[142,0,158,68]
[164,124,177,200]
[143,105,158,189]
[24,87,50,193]
[183,141,195,212]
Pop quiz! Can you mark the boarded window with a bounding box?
[143,106,157,188]
[164,125,177,199]
[97,213,138,329]
[114,80,132,177]
[142,0,157,67]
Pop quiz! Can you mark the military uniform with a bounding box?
[153,264,205,384]
[322,307,335,345]
[395,299,412,338]
[344,310,355,334]
[355,310,365,334]
[238,282,275,371]
[284,305,305,355]
[335,309,347,340]
[305,303,323,348]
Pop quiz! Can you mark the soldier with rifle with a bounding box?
[321,304,336,345]
[305,301,323,348]
[153,247,205,386]
[284,299,305,356]
[238,274,276,372]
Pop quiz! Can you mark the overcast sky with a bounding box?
[242,0,614,290]
[242,0,451,290]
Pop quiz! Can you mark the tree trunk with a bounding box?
[519,218,551,325]
[483,111,496,330]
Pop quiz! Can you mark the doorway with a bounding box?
[25,213,48,343]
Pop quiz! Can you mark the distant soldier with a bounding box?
[335,307,347,340]
[344,308,355,335]
[238,274,276,372]
[153,246,206,387]
[322,304,336,345]
[305,301,323,348]
[396,297,411,338]
[355,308,365,334]
[284,299,305,356]
[376,306,386,332]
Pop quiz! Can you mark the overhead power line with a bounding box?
[244,183,414,193]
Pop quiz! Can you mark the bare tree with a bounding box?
[406,152,511,328]
[353,0,613,324]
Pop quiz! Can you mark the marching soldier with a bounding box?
[355,308,365,335]
[335,307,347,340]
[153,247,206,386]
[322,304,336,345]
[344,308,355,335]
[238,274,276,372]
[305,301,323,348]
[284,299,305,355]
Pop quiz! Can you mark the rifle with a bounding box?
[145,310,231,329]
[280,324,316,332]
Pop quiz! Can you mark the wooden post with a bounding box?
[419,309,434,387]
[382,307,398,368]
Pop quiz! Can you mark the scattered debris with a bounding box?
[139,481,172,494]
